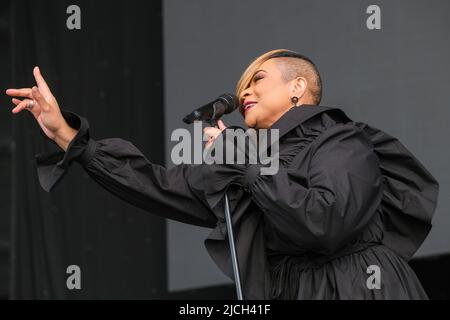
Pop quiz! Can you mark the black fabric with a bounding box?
[11,0,166,299]
[35,111,89,192]
[36,105,439,299]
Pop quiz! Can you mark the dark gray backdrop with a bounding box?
[163,0,450,291]
[7,0,166,299]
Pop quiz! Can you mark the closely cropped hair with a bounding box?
[236,49,322,105]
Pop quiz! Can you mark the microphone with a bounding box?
[182,93,239,125]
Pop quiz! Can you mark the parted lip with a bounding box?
[243,100,257,108]
[239,100,258,117]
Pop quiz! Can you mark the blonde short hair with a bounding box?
[235,49,322,105]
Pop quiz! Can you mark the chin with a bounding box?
[244,117,256,128]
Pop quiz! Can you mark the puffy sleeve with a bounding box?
[353,121,439,260]
[35,111,217,228]
[247,123,384,254]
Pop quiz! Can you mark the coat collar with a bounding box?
[268,104,351,139]
[257,104,351,152]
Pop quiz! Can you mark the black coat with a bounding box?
[35,105,439,299]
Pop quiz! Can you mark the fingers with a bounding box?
[11,98,33,114]
[6,66,53,100]
[217,120,227,131]
[31,86,50,112]
[33,66,53,99]
[205,134,216,149]
[5,88,32,99]
[204,125,225,149]
[205,139,213,149]
[203,126,222,139]
[11,97,42,118]
[12,98,22,105]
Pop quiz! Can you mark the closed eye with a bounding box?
[251,69,267,84]
[253,75,263,83]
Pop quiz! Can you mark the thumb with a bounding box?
[217,119,227,131]
[31,86,49,112]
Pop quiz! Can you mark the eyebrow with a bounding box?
[251,69,267,80]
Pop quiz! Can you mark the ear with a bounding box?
[290,76,308,99]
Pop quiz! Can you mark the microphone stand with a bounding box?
[208,119,244,300]
[224,192,244,300]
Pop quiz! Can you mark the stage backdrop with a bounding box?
[0,0,12,299]
[10,0,166,298]
[164,0,450,291]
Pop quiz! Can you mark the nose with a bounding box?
[240,86,253,104]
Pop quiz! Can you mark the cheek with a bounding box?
[267,86,289,112]
[251,82,289,126]
[258,80,279,99]
[260,89,285,113]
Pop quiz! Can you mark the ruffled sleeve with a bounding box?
[35,111,217,228]
[35,110,92,192]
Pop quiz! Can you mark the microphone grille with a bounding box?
[218,93,239,114]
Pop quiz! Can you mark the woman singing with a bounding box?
[6,49,439,299]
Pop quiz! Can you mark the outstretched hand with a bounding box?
[5,67,77,151]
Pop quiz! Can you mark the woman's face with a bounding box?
[239,58,301,129]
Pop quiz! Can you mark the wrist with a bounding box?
[54,125,78,151]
